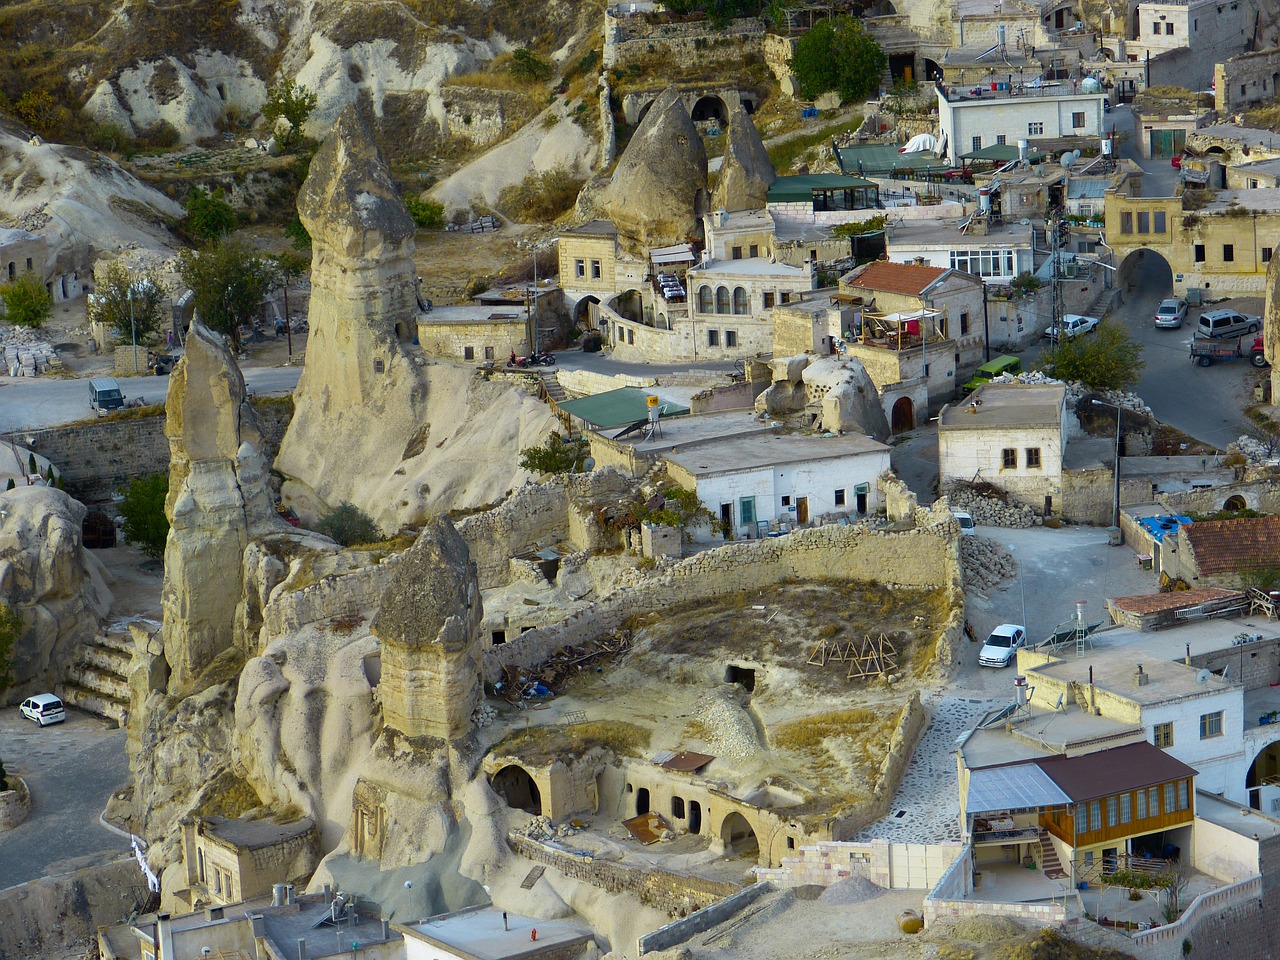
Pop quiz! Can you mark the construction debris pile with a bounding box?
[1233,434,1280,465]
[990,372,1153,419]
[960,537,1016,591]
[494,631,634,703]
[946,488,1041,528]
[2,327,60,377]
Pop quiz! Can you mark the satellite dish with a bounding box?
[1196,668,1211,684]
[581,457,596,472]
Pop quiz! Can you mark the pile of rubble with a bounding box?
[1231,435,1280,465]
[988,372,1153,419]
[495,631,633,703]
[960,537,1016,591]
[2,326,60,376]
[471,701,497,728]
[521,816,584,841]
[946,488,1041,528]
[6,204,51,232]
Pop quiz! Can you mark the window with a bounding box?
[972,136,982,152]
[725,330,738,347]
[1223,244,1235,263]
[591,259,602,279]
[732,245,743,260]
[1165,783,1176,813]
[1106,796,1118,827]
[1120,793,1132,824]
[732,287,749,315]
[463,346,474,361]
[749,244,759,258]
[1154,211,1167,233]
[781,495,791,506]
[1166,21,1174,34]
[1002,448,1017,469]
[575,259,586,278]
[24,257,31,271]
[950,249,1016,279]
[1153,721,1174,748]
[996,134,1007,145]
[960,311,970,335]
[716,286,730,314]
[1026,447,1042,469]
[1028,121,1044,136]
[1137,211,1150,233]
[1074,802,1086,826]
[1177,780,1189,810]
[1120,211,1133,234]
[1072,111,1086,129]
[781,292,792,304]
[835,488,846,506]
[708,329,720,347]
[1200,710,1223,738]
[698,285,713,313]
[1151,21,1159,33]
[763,291,776,308]
[1249,179,1259,189]
[627,329,634,344]
[739,497,756,526]
[1137,789,1147,819]
[1194,244,1206,263]
[1264,248,1273,264]
[484,346,494,360]
[1089,800,1101,832]
[1149,786,1159,816]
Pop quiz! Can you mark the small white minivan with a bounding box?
[1197,309,1260,340]
[20,693,66,726]
[952,511,976,536]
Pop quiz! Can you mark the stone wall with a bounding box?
[637,881,774,954]
[5,400,294,505]
[1188,637,1280,693]
[689,379,762,414]
[1158,478,1280,517]
[605,13,765,69]
[260,558,396,639]
[0,776,30,831]
[1133,874,1262,960]
[1214,49,1280,114]
[1061,464,1115,526]
[440,87,536,148]
[757,838,965,890]
[508,833,739,916]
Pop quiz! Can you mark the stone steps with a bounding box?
[56,681,128,725]
[541,373,567,403]
[81,643,130,675]
[66,663,129,700]
[96,631,135,655]
[54,633,133,726]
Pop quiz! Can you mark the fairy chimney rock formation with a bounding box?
[372,517,484,741]
[712,104,776,214]
[596,86,708,255]
[162,321,281,692]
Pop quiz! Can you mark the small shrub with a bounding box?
[0,272,53,328]
[119,473,170,561]
[0,601,20,699]
[185,187,237,241]
[496,166,584,223]
[510,48,553,82]
[316,502,381,547]
[405,195,446,229]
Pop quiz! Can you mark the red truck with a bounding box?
[1189,335,1267,367]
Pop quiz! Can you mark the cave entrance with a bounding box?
[720,812,759,859]
[490,765,542,815]
[725,665,756,692]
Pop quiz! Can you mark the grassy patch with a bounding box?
[493,720,651,764]
[772,706,899,779]
[767,115,863,175]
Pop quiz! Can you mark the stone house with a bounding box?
[936,84,1107,165]
[416,305,530,362]
[1161,515,1280,589]
[884,218,1035,288]
[840,260,988,380]
[173,815,319,911]
[396,905,591,960]
[938,382,1069,514]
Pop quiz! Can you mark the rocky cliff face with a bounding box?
[0,486,111,701]
[712,103,776,214]
[275,105,557,530]
[162,321,283,693]
[593,86,708,255]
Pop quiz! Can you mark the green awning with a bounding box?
[960,144,1048,163]
[557,387,690,430]
[767,174,877,203]
[834,144,943,177]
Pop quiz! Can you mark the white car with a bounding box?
[978,624,1027,668]
[952,511,976,536]
[1043,314,1100,340]
[20,693,66,726]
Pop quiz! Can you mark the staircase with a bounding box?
[540,372,567,404]
[56,630,131,726]
[1038,829,1068,880]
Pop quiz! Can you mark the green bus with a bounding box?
[962,355,1022,394]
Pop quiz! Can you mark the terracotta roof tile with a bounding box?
[843,260,949,297]
[1184,516,1280,575]
[1108,588,1243,615]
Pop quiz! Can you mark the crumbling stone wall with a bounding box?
[1215,49,1280,114]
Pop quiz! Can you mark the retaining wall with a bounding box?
[637,880,773,954]
[0,776,30,832]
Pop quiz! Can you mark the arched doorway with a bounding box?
[1245,740,1280,810]
[1117,248,1174,300]
[891,397,915,434]
[490,765,542,815]
[636,787,650,815]
[690,95,728,126]
[688,800,703,835]
[1224,495,1247,512]
[574,295,600,329]
[720,812,759,858]
[888,53,915,85]
[611,289,644,324]
[923,58,942,83]
[635,100,655,127]
[395,320,412,342]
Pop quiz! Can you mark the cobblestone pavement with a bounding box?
[855,695,998,844]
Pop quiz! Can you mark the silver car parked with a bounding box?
[1154,298,1188,329]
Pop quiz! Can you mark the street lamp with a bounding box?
[1008,543,1028,629]
[128,284,138,374]
[1091,397,1122,528]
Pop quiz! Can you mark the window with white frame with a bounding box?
[575,259,586,278]
[950,248,1016,279]
[1028,121,1044,136]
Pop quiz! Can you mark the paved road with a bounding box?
[0,707,131,891]
[0,366,302,434]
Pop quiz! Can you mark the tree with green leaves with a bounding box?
[88,261,167,344]
[185,186,237,241]
[1036,320,1144,391]
[316,502,381,547]
[262,80,318,149]
[510,49,553,82]
[284,215,311,251]
[269,251,308,354]
[790,16,887,103]
[178,239,273,352]
[119,473,170,561]
[0,601,23,703]
[405,195,446,229]
[0,272,53,328]
[519,435,589,475]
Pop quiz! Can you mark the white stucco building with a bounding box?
[885,219,1035,286]
[936,84,1106,164]
[938,382,1069,513]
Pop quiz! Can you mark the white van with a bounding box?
[20,693,66,726]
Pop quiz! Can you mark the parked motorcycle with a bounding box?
[530,350,556,366]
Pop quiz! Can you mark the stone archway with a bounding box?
[610,288,645,324]
[1117,248,1174,299]
[719,812,759,858]
[690,95,728,126]
[923,58,943,83]
[1224,494,1248,512]
[1245,739,1280,810]
[574,295,601,329]
[490,765,542,815]
[891,396,915,434]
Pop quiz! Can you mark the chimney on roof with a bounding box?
[1134,663,1149,687]
[913,256,926,266]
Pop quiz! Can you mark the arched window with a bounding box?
[732,287,749,315]
[715,286,731,314]
[698,285,713,313]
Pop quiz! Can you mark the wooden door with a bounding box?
[796,497,809,525]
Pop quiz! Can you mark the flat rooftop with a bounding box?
[202,815,314,849]
[1200,188,1280,214]
[261,899,399,959]
[418,305,526,325]
[1026,645,1238,705]
[564,219,617,236]
[694,256,810,279]
[594,409,775,453]
[960,704,1138,769]
[1083,616,1280,661]
[886,218,1033,248]
[1195,790,1280,841]
[666,428,889,477]
[399,906,591,960]
[938,382,1064,429]
[1193,124,1280,151]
